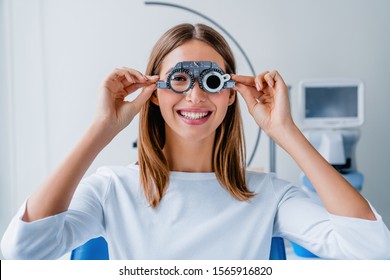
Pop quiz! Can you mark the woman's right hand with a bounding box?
[20,68,158,223]
[95,67,159,138]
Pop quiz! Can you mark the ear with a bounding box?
[150,90,159,106]
[228,90,236,106]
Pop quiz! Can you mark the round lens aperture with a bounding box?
[206,75,221,90]
[201,70,224,93]
[168,70,192,93]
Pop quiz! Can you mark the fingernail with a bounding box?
[255,82,261,91]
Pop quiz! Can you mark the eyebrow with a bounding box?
[165,67,173,75]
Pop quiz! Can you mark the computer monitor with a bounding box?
[298,79,364,129]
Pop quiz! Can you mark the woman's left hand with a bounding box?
[232,71,294,139]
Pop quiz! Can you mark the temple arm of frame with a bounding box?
[224,81,235,89]
[157,80,169,89]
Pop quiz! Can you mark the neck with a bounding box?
[163,132,215,173]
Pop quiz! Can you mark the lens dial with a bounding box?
[200,68,225,93]
[167,68,193,94]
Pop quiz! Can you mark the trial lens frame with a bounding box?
[157,61,235,94]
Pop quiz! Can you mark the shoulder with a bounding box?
[75,164,140,201]
[246,170,298,199]
[246,170,291,190]
[80,164,136,186]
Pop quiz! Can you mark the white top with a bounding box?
[2,164,390,259]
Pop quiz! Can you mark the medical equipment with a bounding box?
[298,79,364,129]
[157,61,235,94]
[293,79,365,257]
[298,79,364,172]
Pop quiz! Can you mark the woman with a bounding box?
[2,23,390,259]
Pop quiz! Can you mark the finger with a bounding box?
[122,75,160,88]
[145,75,160,81]
[264,70,286,88]
[131,83,157,112]
[235,83,259,114]
[104,69,134,90]
[122,70,159,87]
[254,71,270,91]
[124,76,160,94]
[115,89,128,98]
[106,71,121,82]
[121,67,147,82]
[124,72,135,85]
[263,71,276,88]
[231,74,256,87]
[233,73,272,92]
[118,70,141,86]
[124,82,148,94]
[111,68,147,88]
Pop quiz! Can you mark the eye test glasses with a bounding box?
[157,61,235,94]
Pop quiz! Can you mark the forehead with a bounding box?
[160,40,226,74]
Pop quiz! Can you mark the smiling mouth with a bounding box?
[178,110,211,120]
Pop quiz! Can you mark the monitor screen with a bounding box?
[299,79,364,128]
[305,86,358,118]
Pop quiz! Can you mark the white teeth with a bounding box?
[180,111,209,120]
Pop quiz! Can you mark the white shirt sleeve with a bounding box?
[1,167,111,260]
[273,182,390,259]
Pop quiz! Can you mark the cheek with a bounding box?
[156,90,182,114]
[210,92,232,110]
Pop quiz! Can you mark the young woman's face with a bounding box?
[154,39,235,144]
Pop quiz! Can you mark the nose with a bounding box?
[185,80,206,104]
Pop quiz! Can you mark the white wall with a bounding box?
[1,0,390,259]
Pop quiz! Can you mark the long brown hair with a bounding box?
[138,23,254,207]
